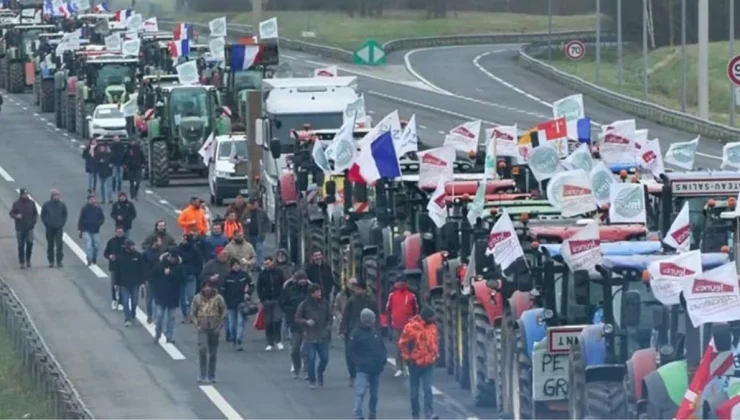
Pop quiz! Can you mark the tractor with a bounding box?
[143,83,231,187]
[32,32,63,112]
[223,38,280,119]
[1,24,56,93]
[58,47,109,133]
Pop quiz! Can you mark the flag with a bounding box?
[485,124,518,158]
[535,117,568,158]
[58,3,70,18]
[683,262,740,327]
[169,39,190,58]
[312,141,331,174]
[93,2,108,12]
[208,16,226,37]
[599,119,637,165]
[325,118,357,174]
[143,17,158,32]
[485,210,524,271]
[466,178,488,226]
[314,65,337,77]
[173,22,193,40]
[561,222,601,273]
[198,133,215,165]
[664,136,699,170]
[721,142,740,170]
[663,201,690,252]
[396,114,418,156]
[418,146,455,190]
[639,138,665,178]
[646,250,701,306]
[67,1,78,14]
[259,17,278,39]
[427,180,447,228]
[230,44,262,70]
[348,125,401,183]
[577,118,591,143]
[443,120,481,154]
[114,8,132,22]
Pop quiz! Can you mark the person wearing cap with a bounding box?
[244,198,269,268]
[295,282,332,388]
[177,197,208,236]
[191,278,227,384]
[203,224,229,259]
[104,226,127,311]
[9,188,38,269]
[151,247,185,343]
[40,189,67,268]
[199,247,230,289]
[114,239,143,326]
[78,194,105,265]
[257,256,286,351]
[110,192,137,236]
[340,280,376,387]
[399,306,440,420]
[348,308,387,420]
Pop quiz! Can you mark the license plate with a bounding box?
[239,189,249,194]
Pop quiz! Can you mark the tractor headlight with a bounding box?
[602,323,614,335]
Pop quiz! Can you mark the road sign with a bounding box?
[728,55,740,85]
[564,40,586,61]
[353,39,386,66]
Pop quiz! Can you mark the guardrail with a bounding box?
[0,278,92,419]
[518,41,740,142]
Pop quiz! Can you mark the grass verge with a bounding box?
[0,320,54,419]
[174,10,602,51]
[545,41,739,125]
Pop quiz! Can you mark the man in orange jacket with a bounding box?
[223,211,243,240]
[398,307,439,420]
[177,197,208,236]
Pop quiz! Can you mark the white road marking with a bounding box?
[159,199,168,204]
[403,50,454,95]
[386,357,443,395]
[200,385,244,420]
[0,166,14,182]
[144,189,154,194]
[133,310,186,360]
[22,107,27,110]
[369,90,500,126]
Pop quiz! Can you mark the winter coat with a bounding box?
[280,278,310,329]
[295,296,332,343]
[199,258,230,288]
[143,247,164,281]
[103,235,126,271]
[109,142,126,166]
[40,199,67,230]
[227,202,248,222]
[203,232,228,259]
[124,146,145,171]
[244,207,270,241]
[9,198,38,232]
[77,203,104,233]
[142,227,176,251]
[340,292,377,337]
[178,240,203,278]
[386,282,419,330]
[349,325,388,375]
[305,262,335,301]
[190,292,226,331]
[275,248,295,279]
[114,249,144,289]
[257,268,285,302]
[223,220,243,240]
[82,145,95,174]
[177,205,208,235]
[224,239,256,268]
[220,269,253,309]
[151,253,185,308]
[94,150,113,179]
[399,315,439,367]
[110,200,137,230]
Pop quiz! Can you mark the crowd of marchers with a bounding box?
[10,177,444,419]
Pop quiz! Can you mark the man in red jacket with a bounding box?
[386,278,419,377]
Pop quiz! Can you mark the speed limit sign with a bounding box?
[728,55,740,85]
[564,40,586,61]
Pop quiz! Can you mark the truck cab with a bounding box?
[208,133,249,206]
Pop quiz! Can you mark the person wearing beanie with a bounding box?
[348,308,387,420]
[399,306,440,420]
[114,239,143,326]
[199,247,230,289]
[340,280,376,387]
[110,191,137,236]
[40,189,67,267]
[9,188,38,269]
[151,247,185,343]
[203,224,229,259]
[295,282,332,388]
[104,226,127,311]
[78,194,105,265]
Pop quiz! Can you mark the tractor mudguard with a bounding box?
[67,76,77,94]
[24,61,33,85]
[279,173,297,204]
[423,252,444,291]
[519,307,545,356]
[581,324,606,366]
[54,71,66,90]
[403,233,422,270]
[508,290,533,321]
[642,365,683,418]
[472,280,503,325]
[584,364,626,384]
[628,348,658,401]
[147,118,161,139]
[655,360,689,407]
[356,219,374,244]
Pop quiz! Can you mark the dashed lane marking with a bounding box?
[0,165,14,182]
[200,385,244,420]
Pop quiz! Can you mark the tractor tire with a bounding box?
[286,206,300,264]
[469,297,495,407]
[512,326,534,419]
[350,231,363,281]
[430,294,445,368]
[54,89,64,128]
[309,223,325,264]
[7,62,24,94]
[0,58,7,88]
[66,94,76,133]
[444,278,456,376]
[456,298,471,390]
[75,96,83,136]
[584,382,629,419]
[41,79,54,113]
[149,141,170,187]
[498,308,516,415]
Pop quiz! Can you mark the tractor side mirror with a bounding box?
[269,138,280,159]
[621,290,642,327]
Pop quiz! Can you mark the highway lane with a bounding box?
[0,92,492,419]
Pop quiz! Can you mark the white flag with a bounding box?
[485,124,518,158]
[546,169,576,209]
[561,222,601,273]
[198,132,215,164]
[664,136,699,170]
[485,210,524,271]
[344,95,366,128]
[121,38,140,57]
[683,262,740,327]
[105,33,121,51]
[647,250,702,306]
[638,138,665,178]
[527,142,561,181]
[121,96,138,117]
[209,16,227,37]
[418,146,455,190]
[208,37,225,59]
[326,119,357,174]
[314,65,337,77]
[311,141,331,174]
[426,180,447,228]
[563,142,594,172]
[721,142,740,170]
[663,201,691,252]
[466,178,488,226]
[143,17,158,32]
[176,61,199,85]
[259,17,278,40]
[125,13,143,31]
[444,120,481,154]
[552,94,585,140]
[589,161,614,206]
[609,182,646,224]
[483,132,497,180]
[599,119,636,165]
[397,114,418,156]
[559,170,597,217]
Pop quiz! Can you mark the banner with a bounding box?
[552,94,584,141]
[176,60,199,85]
[561,222,601,273]
[485,210,524,271]
[418,146,455,190]
[311,140,331,174]
[560,169,596,217]
[647,250,702,306]
[259,17,278,39]
[125,13,143,31]
[326,119,356,173]
[209,16,227,37]
[105,33,121,51]
[527,143,560,182]
[563,143,594,172]
[143,16,158,32]
[609,182,646,224]
[444,120,481,154]
[639,138,665,178]
[208,37,225,59]
[721,142,740,170]
[485,124,518,158]
[397,114,418,156]
[599,119,636,165]
[121,38,140,56]
[683,262,740,327]
[344,95,366,127]
[545,169,575,209]
[663,201,691,252]
[426,180,447,228]
[664,136,699,170]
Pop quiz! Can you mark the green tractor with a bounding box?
[75,54,138,139]
[2,24,57,93]
[32,32,63,112]
[144,83,232,187]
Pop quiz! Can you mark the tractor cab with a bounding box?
[3,23,56,92]
[223,39,279,117]
[83,55,137,104]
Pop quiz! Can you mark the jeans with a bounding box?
[290,327,304,372]
[15,229,33,264]
[154,305,176,341]
[87,172,97,192]
[345,334,356,379]
[180,274,196,319]
[198,329,219,380]
[225,308,245,344]
[305,342,329,384]
[128,168,141,199]
[249,236,264,267]
[119,285,139,322]
[45,227,63,264]
[111,165,124,193]
[354,372,380,419]
[408,364,435,419]
[264,301,282,346]
[82,232,100,262]
[98,175,112,202]
[110,272,122,303]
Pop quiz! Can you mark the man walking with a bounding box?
[104,226,127,311]
[177,196,208,236]
[151,248,185,343]
[191,278,226,384]
[349,309,387,420]
[94,143,114,203]
[109,136,126,194]
[221,259,252,350]
[244,198,269,268]
[399,307,440,420]
[280,270,311,378]
[115,239,143,326]
[9,188,38,269]
[40,189,67,268]
[340,281,376,387]
[143,236,165,323]
[78,194,105,265]
[386,277,419,377]
[124,139,145,200]
[142,220,176,251]
[179,232,203,321]
[257,256,286,351]
[110,192,137,236]
[295,283,331,388]
[305,249,335,307]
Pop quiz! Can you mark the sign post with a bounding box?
[728,55,740,109]
[353,39,386,66]
[564,40,586,61]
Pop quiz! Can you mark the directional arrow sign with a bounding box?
[353,39,386,66]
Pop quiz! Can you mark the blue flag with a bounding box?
[577,117,591,144]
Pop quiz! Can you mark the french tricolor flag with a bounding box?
[93,2,109,12]
[230,44,262,70]
[114,8,132,21]
[173,23,193,40]
[348,126,401,183]
[169,39,190,58]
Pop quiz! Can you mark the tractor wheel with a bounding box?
[350,231,362,281]
[8,62,24,94]
[430,294,445,368]
[55,89,64,128]
[512,326,534,419]
[456,298,471,390]
[469,296,495,407]
[444,278,456,376]
[498,308,516,414]
[66,94,76,133]
[0,58,6,88]
[41,79,54,113]
[309,223,325,264]
[149,141,170,186]
[75,96,82,136]
[584,381,628,419]
[286,206,300,264]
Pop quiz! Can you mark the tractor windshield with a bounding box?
[170,88,209,125]
[20,29,46,55]
[96,64,134,91]
[233,71,262,91]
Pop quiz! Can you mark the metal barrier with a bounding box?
[0,279,92,419]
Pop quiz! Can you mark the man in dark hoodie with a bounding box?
[78,194,105,265]
[257,256,286,351]
[114,239,143,326]
[179,232,203,321]
[220,259,253,350]
[123,140,145,200]
[151,247,185,343]
[275,248,295,280]
[200,247,230,289]
[305,249,336,307]
[142,220,176,251]
[94,144,114,203]
[104,226,127,311]
[280,270,311,378]
[340,281,377,387]
[143,236,165,323]
[82,139,98,193]
[110,192,137,236]
[295,283,332,388]
[40,189,67,268]
[9,188,38,269]
[109,136,126,194]
[349,308,387,420]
